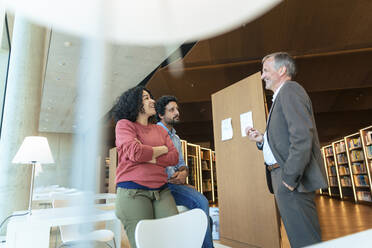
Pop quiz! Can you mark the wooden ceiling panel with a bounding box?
[183,39,213,65]
[174,121,214,143]
[146,69,172,99]
[183,0,372,67]
[310,87,372,113]
[315,109,372,143]
[149,65,260,103]
[178,101,212,123]
[296,51,372,92]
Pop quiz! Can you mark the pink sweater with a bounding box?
[115,119,179,188]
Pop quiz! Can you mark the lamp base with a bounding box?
[28,162,36,216]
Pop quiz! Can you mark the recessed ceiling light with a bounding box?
[64,41,72,47]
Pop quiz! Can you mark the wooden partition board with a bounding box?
[108,147,118,193]
[211,72,280,248]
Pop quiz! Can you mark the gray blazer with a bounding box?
[264,81,328,193]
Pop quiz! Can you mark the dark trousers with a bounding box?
[271,168,322,248]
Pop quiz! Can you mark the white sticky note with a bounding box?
[221,118,233,141]
[240,111,253,137]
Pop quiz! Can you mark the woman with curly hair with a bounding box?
[112,86,179,248]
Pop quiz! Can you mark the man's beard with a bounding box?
[165,117,180,126]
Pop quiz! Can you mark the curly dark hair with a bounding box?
[112,86,154,123]
[155,95,178,122]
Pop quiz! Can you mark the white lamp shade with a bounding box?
[2,0,281,45]
[12,136,55,164]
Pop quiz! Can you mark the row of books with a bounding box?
[352,162,367,174]
[348,137,362,149]
[187,157,197,186]
[350,150,364,162]
[335,142,346,153]
[329,177,338,187]
[365,131,372,145]
[340,177,352,186]
[338,165,350,176]
[104,158,110,193]
[328,166,337,176]
[200,150,211,161]
[357,191,372,202]
[202,179,213,192]
[366,145,372,159]
[336,153,348,164]
[324,147,334,156]
[326,157,335,166]
[354,175,369,187]
[201,160,210,170]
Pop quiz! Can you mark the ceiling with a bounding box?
[147,0,372,145]
[39,31,181,133]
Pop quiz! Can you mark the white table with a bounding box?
[6,206,121,248]
[33,192,116,209]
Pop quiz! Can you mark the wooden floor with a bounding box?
[280,195,372,247]
[317,195,372,240]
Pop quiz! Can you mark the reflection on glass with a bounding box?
[0,14,11,137]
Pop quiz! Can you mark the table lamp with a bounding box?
[12,136,54,215]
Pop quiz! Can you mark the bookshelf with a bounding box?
[321,146,336,196]
[104,157,110,193]
[321,125,372,204]
[108,147,117,193]
[332,139,355,201]
[212,151,218,203]
[200,148,215,203]
[185,143,202,192]
[181,140,188,185]
[180,142,218,203]
[344,133,364,203]
[358,126,372,202]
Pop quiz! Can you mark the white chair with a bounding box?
[52,192,116,248]
[135,208,208,248]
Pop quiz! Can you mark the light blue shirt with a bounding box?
[263,83,285,165]
[157,122,187,179]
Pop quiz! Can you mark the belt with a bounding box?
[266,163,280,172]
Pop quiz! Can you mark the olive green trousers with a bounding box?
[115,187,178,248]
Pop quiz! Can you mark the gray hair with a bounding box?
[262,52,297,78]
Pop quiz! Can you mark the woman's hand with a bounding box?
[134,138,168,163]
[150,145,168,162]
